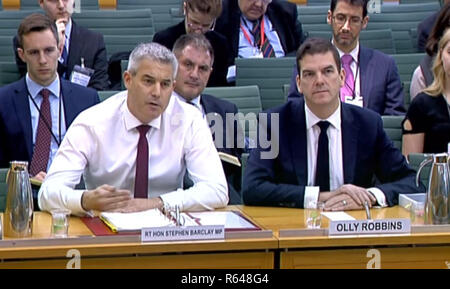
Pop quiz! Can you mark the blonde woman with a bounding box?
[402,28,450,156]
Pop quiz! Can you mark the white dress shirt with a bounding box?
[38,91,228,215]
[26,74,66,172]
[239,16,285,58]
[303,102,387,208]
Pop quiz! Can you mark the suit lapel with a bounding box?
[341,104,358,183]
[359,46,372,109]
[13,79,33,158]
[289,99,308,185]
[266,6,287,53]
[67,21,80,75]
[60,80,76,127]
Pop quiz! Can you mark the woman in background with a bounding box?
[403,28,450,156]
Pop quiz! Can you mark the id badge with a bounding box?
[70,65,94,87]
[344,95,363,107]
[249,48,263,58]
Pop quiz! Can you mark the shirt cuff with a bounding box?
[158,190,184,211]
[68,189,91,216]
[367,187,388,207]
[304,186,320,208]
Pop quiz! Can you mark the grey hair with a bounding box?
[127,42,178,79]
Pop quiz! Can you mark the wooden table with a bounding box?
[0,210,277,269]
[237,206,450,269]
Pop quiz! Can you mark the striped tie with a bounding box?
[30,89,52,176]
[251,19,275,58]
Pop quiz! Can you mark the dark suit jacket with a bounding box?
[201,94,245,204]
[14,20,109,91]
[242,98,424,208]
[153,21,232,87]
[0,77,100,168]
[417,10,439,53]
[288,46,406,116]
[215,0,303,61]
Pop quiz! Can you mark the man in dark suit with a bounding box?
[288,0,405,116]
[13,0,108,91]
[243,38,424,210]
[215,0,303,60]
[417,0,450,52]
[173,34,245,204]
[0,14,99,186]
[153,0,231,87]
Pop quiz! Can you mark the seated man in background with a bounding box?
[172,34,245,204]
[0,14,99,205]
[153,0,232,87]
[215,0,303,60]
[39,42,228,215]
[243,38,424,211]
[288,0,405,116]
[13,0,109,90]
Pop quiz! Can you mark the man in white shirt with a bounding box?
[242,38,423,210]
[38,43,228,215]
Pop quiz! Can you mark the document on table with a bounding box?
[321,211,356,221]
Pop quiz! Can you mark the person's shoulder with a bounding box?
[73,91,125,123]
[62,79,97,97]
[0,78,23,95]
[343,102,381,124]
[410,91,440,107]
[72,20,103,39]
[269,0,297,14]
[202,94,237,112]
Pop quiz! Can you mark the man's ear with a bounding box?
[296,74,302,94]
[362,16,369,30]
[17,47,26,63]
[327,10,332,25]
[123,70,131,89]
[339,68,346,88]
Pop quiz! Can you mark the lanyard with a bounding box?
[240,16,265,49]
[25,78,63,146]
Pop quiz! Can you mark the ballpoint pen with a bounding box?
[364,201,372,220]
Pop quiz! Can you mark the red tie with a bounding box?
[30,89,52,176]
[134,125,150,198]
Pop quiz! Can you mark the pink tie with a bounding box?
[134,125,150,198]
[340,54,355,101]
[30,89,51,176]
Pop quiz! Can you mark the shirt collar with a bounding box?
[174,91,202,111]
[65,18,72,40]
[26,74,60,100]
[332,39,360,62]
[123,91,161,131]
[305,101,342,132]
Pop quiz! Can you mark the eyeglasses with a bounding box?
[185,9,216,33]
[248,0,272,5]
[332,14,363,27]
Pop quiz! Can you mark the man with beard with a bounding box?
[288,0,405,116]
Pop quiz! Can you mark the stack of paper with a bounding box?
[100,209,175,232]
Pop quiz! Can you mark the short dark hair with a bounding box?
[172,33,215,64]
[296,37,341,76]
[330,0,369,18]
[184,0,222,18]
[17,13,59,49]
[425,3,450,56]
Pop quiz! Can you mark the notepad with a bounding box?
[100,209,175,232]
[218,152,241,167]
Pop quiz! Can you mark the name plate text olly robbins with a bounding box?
[328,219,411,236]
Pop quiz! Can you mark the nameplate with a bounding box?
[329,219,411,236]
[141,225,225,242]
